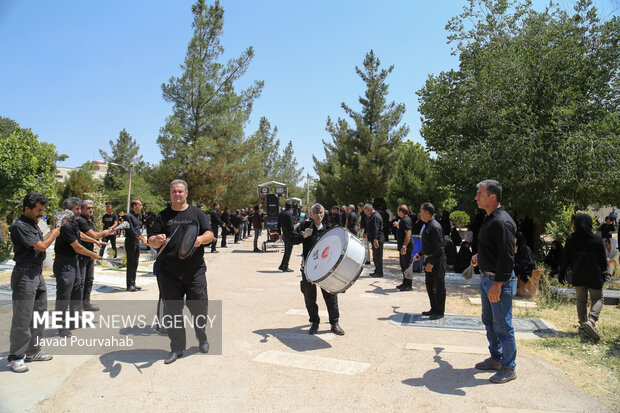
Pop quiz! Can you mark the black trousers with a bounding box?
[158,265,208,353]
[54,255,81,332]
[9,264,47,361]
[279,236,293,270]
[211,228,218,252]
[79,254,95,305]
[125,240,140,288]
[253,228,262,250]
[300,276,339,324]
[425,256,446,315]
[399,244,413,283]
[99,235,117,258]
[371,242,384,275]
[221,228,228,247]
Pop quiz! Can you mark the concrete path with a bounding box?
[0,239,613,412]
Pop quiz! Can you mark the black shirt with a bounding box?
[365,211,384,244]
[102,213,119,230]
[477,207,517,282]
[291,220,327,260]
[125,210,142,242]
[278,209,295,236]
[359,210,367,231]
[598,223,615,239]
[76,215,95,251]
[10,215,45,265]
[421,218,444,266]
[54,221,80,259]
[397,216,414,249]
[151,205,212,274]
[347,211,358,233]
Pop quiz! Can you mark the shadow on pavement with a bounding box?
[99,349,168,378]
[256,270,284,274]
[253,326,331,352]
[402,347,489,395]
[377,306,403,321]
[366,282,391,296]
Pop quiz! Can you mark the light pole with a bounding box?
[109,162,133,213]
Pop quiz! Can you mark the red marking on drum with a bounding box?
[322,246,330,259]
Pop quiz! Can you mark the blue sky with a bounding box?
[1,0,615,179]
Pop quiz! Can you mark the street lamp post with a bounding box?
[109,162,133,213]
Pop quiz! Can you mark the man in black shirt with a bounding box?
[149,179,214,364]
[346,205,357,234]
[220,207,232,248]
[471,179,518,384]
[8,193,60,373]
[414,203,446,318]
[76,200,114,311]
[364,204,384,277]
[125,200,147,292]
[329,206,341,228]
[99,204,119,258]
[252,205,264,252]
[54,197,101,337]
[291,203,344,335]
[597,216,615,239]
[357,203,370,265]
[340,205,348,227]
[209,203,222,253]
[395,205,414,291]
[278,201,295,272]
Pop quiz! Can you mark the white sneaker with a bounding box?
[25,350,53,362]
[9,358,28,373]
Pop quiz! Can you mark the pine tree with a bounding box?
[99,129,144,191]
[313,50,409,205]
[157,0,263,204]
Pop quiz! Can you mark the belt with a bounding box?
[14,262,43,269]
[480,270,496,276]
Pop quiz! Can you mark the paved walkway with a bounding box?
[0,239,613,412]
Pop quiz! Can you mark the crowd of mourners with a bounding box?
[5,183,619,377]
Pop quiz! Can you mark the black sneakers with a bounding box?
[475,357,502,370]
[490,366,517,383]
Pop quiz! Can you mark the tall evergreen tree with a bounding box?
[314,50,409,205]
[386,142,444,211]
[98,129,144,190]
[157,0,263,204]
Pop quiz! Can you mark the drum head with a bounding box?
[178,224,199,260]
[305,227,347,282]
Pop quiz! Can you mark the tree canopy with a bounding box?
[0,127,58,217]
[418,0,620,234]
[157,0,264,205]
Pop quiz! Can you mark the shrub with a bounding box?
[450,210,470,228]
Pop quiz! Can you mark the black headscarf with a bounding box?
[514,231,535,282]
[574,213,593,238]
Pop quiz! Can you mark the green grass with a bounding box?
[515,272,620,410]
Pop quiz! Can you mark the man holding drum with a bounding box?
[148,179,214,364]
[292,203,345,336]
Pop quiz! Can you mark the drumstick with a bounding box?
[156,226,179,258]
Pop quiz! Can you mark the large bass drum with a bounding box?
[304,227,366,294]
